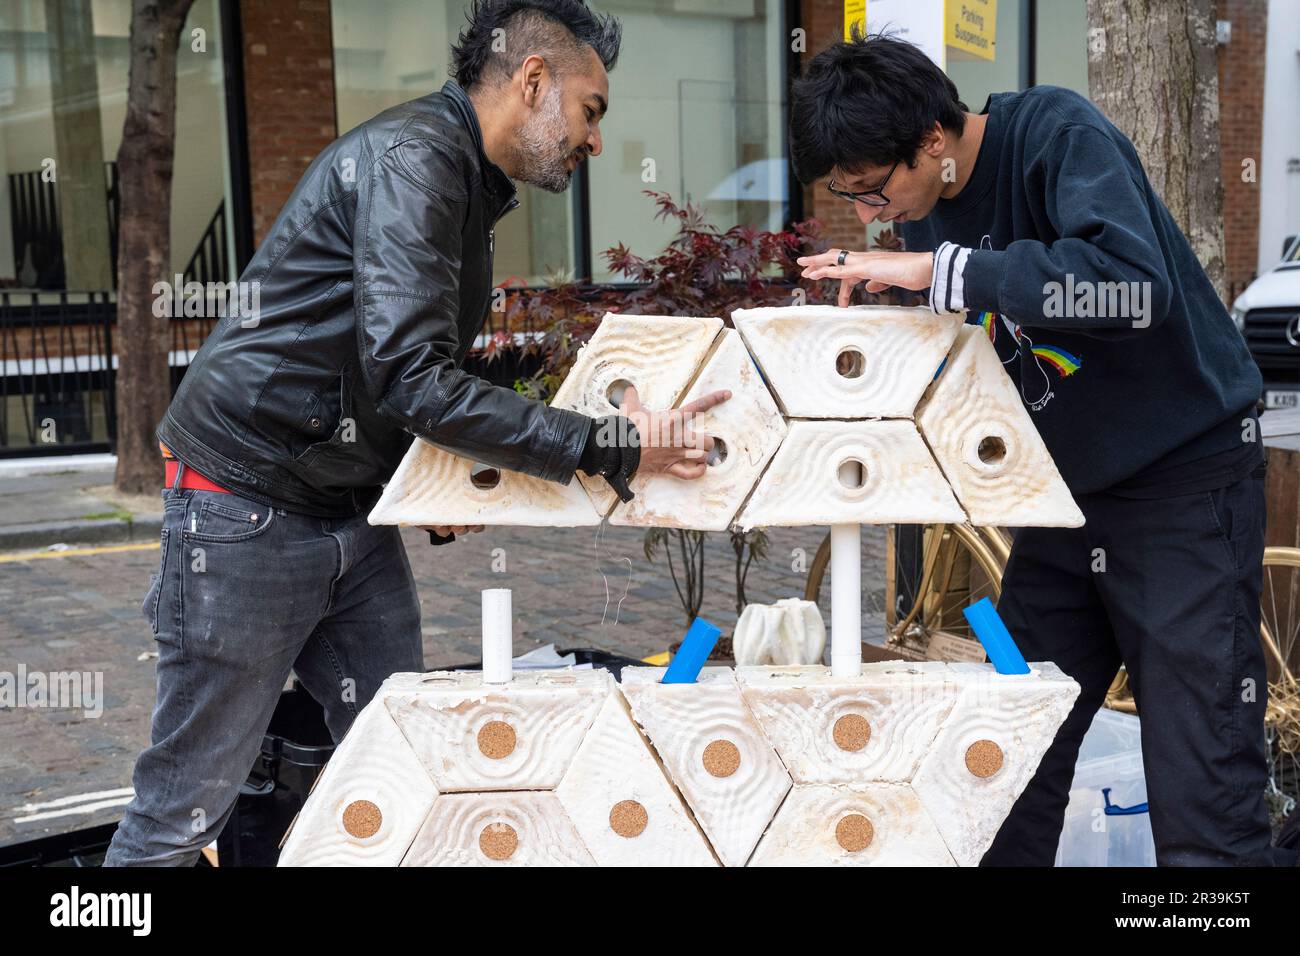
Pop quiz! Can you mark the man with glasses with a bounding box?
[789,33,1287,867]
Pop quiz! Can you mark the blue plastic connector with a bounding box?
[962,597,1030,675]
[661,617,722,684]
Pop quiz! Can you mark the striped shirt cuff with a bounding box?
[930,241,973,314]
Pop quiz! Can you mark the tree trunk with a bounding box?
[45,0,113,291]
[114,0,194,495]
[1085,0,1225,299]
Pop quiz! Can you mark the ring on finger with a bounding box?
[837,249,849,266]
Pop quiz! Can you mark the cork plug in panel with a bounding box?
[910,661,1080,866]
[915,325,1085,528]
[277,678,439,866]
[610,329,788,531]
[400,791,594,867]
[737,663,960,784]
[366,438,601,528]
[279,662,1078,867]
[549,312,724,516]
[555,689,718,866]
[619,666,791,867]
[748,784,955,866]
[732,304,963,419]
[383,670,609,792]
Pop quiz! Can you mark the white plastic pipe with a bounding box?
[482,588,513,684]
[830,523,862,677]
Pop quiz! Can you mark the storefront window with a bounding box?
[1034,0,1089,95]
[0,0,234,290]
[331,0,574,286]
[331,0,790,285]
[588,0,789,280]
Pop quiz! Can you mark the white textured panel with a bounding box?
[748,784,956,866]
[556,691,718,867]
[367,438,600,528]
[384,670,609,792]
[735,419,966,529]
[550,312,723,514]
[400,791,594,866]
[911,662,1080,866]
[278,679,438,866]
[619,666,791,867]
[732,304,962,418]
[737,663,959,784]
[610,329,787,530]
[916,325,1085,527]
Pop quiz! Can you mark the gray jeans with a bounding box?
[104,472,422,866]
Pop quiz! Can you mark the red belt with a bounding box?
[164,458,231,494]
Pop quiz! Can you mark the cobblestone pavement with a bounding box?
[0,522,889,848]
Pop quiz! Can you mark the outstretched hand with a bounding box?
[619,384,731,480]
[798,249,935,306]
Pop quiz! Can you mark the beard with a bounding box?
[511,84,586,193]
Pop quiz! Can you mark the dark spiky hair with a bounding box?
[451,0,622,90]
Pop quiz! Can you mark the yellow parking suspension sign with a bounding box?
[854,1,996,66]
[945,0,997,61]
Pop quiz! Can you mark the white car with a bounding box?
[1232,235,1300,409]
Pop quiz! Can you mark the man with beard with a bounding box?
[106,0,728,865]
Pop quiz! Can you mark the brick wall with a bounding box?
[800,0,868,252]
[240,0,338,246]
[1217,0,1267,299]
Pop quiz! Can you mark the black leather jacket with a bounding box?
[157,81,599,517]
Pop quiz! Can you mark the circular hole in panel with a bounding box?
[470,462,501,490]
[836,348,866,378]
[977,435,1007,466]
[606,379,634,409]
[707,437,728,466]
[837,458,867,490]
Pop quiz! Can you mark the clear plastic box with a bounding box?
[1054,708,1156,867]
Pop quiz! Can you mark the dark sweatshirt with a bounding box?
[901,86,1262,498]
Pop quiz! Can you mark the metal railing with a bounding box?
[0,281,570,458]
[7,162,119,289]
[0,291,116,456]
[183,203,228,289]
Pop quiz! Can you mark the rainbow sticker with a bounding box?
[1031,345,1082,378]
[977,311,996,341]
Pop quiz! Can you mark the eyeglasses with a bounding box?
[827,160,900,207]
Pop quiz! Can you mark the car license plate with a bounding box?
[1265,390,1300,409]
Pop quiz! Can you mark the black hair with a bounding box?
[451,0,622,90]
[790,30,968,183]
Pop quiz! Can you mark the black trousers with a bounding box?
[980,463,1296,866]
